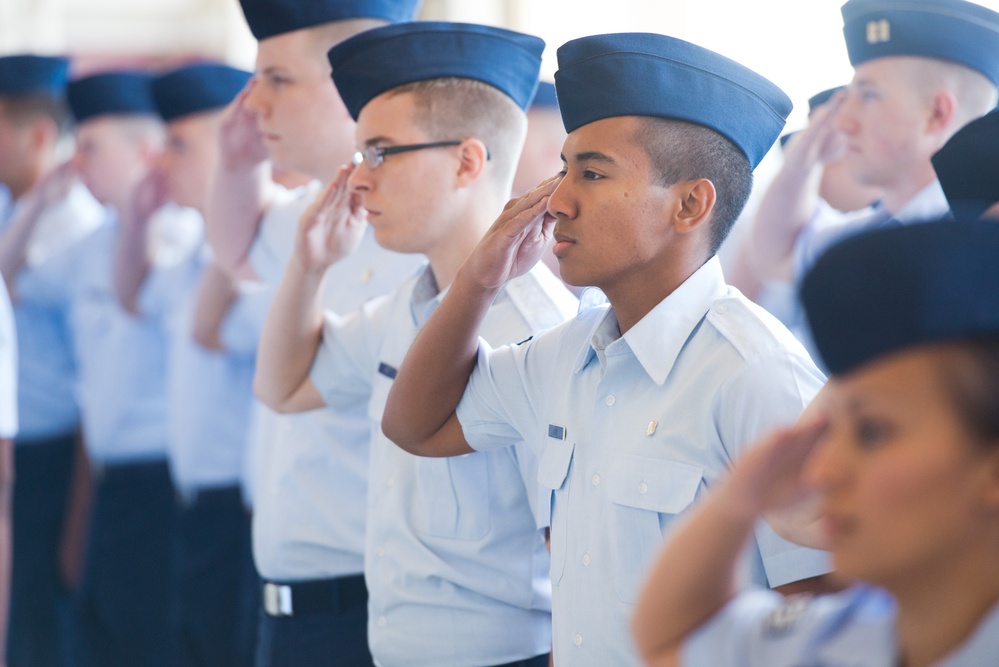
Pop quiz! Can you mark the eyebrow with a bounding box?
[363,136,394,148]
[561,150,617,165]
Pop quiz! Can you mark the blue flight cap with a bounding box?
[530,81,558,110]
[0,54,69,96]
[807,86,843,114]
[238,0,421,41]
[842,0,999,85]
[932,109,999,220]
[801,219,999,375]
[328,21,544,120]
[152,63,252,122]
[553,33,792,169]
[67,71,157,123]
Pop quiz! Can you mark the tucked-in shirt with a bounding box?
[456,256,829,666]
[68,208,191,464]
[0,279,17,439]
[794,180,950,281]
[161,240,271,496]
[248,186,425,580]
[310,263,577,667]
[685,585,999,667]
[0,183,104,441]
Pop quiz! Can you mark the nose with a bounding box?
[347,158,371,193]
[546,175,574,220]
[801,426,847,494]
[243,76,267,117]
[833,91,859,136]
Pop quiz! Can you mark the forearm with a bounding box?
[253,259,326,411]
[747,160,822,282]
[204,163,273,278]
[112,217,151,316]
[192,262,240,352]
[0,197,46,295]
[633,479,758,665]
[58,433,91,591]
[382,262,499,453]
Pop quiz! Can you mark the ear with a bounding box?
[671,178,716,236]
[27,116,57,153]
[926,90,957,134]
[454,138,489,187]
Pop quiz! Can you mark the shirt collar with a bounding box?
[890,180,949,224]
[409,264,444,327]
[573,256,728,384]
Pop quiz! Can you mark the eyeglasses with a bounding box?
[352,140,463,170]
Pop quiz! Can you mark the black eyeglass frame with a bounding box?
[352,140,463,170]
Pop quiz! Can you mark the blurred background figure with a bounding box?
[0,53,104,667]
[931,107,999,220]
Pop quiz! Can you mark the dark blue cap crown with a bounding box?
[329,21,544,120]
[67,71,158,123]
[802,219,999,374]
[807,86,843,114]
[932,109,999,220]
[238,0,421,41]
[554,33,792,169]
[530,81,558,110]
[842,0,999,85]
[0,55,69,96]
[152,63,252,122]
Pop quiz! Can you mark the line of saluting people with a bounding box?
[0,0,998,665]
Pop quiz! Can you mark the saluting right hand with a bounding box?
[783,93,847,170]
[293,164,368,275]
[219,78,269,170]
[464,174,560,291]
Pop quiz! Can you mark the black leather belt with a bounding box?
[262,574,367,617]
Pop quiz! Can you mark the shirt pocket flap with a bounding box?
[606,454,703,514]
[537,438,575,491]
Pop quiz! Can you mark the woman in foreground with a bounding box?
[634,219,999,667]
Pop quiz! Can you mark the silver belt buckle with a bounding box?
[263,582,293,617]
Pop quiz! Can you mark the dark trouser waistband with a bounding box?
[262,574,367,617]
[489,654,550,667]
[175,482,244,509]
[92,458,169,484]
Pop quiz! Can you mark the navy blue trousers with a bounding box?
[169,485,257,667]
[76,459,174,667]
[7,434,78,667]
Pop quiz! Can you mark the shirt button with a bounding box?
[574,633,583,646]
[385,476,395,487]
[377,547,386,558]
[591,473,601,486]
[638,481,649,495]
[377,616,387,627]
[715,304,728,315]
[605,394,616,406]
[582,552,591,566]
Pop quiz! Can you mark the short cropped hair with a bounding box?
[634,117,753,254]
[389,77,527,195]
[0,92,72,136]
[904,58,999,128]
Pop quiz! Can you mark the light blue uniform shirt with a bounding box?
[68,211,180,464]
[310,264,577,667]
[794,180,950,281]
[248,185,424,580]
[685,585,999,666]
[162,245,270,496]
[0,183,104,441]
[456,257,830,666]
[0,279,17,439]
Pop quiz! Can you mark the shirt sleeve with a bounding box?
[248,184,317,286]
[714,347,832,587]
[682,590,782,667]
[309,294,389,411]
[456,328,563,459]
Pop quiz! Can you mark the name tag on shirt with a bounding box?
[378,362,398,380]
[548,424,566,440]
